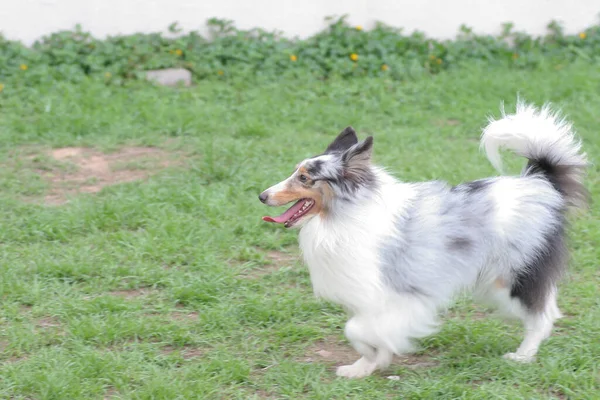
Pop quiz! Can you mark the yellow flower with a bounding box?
[429,54,436,60]
[0,83,4,92]
[350,53,358,61]
[579,32,587,39]
[175,49,183,56]
[381,64,389,71]
[217,70,224,76]
[436,58,442,65]
[104,72,112,79]
[20,64,28,71]
[512,53,519,60]
[290,54,298,62]
[355,25,363,31]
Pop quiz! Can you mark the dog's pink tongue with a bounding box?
[262,200,305,224]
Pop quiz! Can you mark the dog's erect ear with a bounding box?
[325,126,359,154]
[342,136,374,166]
[340,136,375,189]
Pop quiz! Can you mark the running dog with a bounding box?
[259,101,588,378]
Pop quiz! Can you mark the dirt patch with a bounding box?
[545,389,568,400]
[448,309,490,321]
[19,305,33,313]
[32,316,65,340]
[434,118,461,127]
[161,345,204,359]
[108,289,152,299]
[241,248,301,279]
[169,311,199,322]
[4,354,29,363]
[445,303,491,321]
[36,316,61,329]
[395,354,439,370]
[302,337,439,372]
[301,338,359,366]
[30,146,178,204]
[266,249,299,265]
[254,389,279,399]
[103,387,118,400]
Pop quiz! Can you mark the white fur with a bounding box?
[481,100,587,174]
[299,173,415,311]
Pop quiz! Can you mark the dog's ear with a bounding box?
[342,136,373,166]
[325,126,359,154]
[340,136,374,189]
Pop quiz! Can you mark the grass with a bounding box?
[0,62,599,399]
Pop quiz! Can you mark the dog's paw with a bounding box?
[336,364,373,378]
[503,352,535,363]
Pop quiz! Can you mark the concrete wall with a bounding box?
[1,0,598,45]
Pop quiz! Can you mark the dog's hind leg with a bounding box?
[503,287,561,363]
[507,228,566,362]
[485,279,562,363]
[481,220,567,363]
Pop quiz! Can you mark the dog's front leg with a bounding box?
[336,317,393,378]
[336,350,393,378]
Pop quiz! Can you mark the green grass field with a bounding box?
[1,63,599,399]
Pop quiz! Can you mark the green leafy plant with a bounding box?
[1,16,599,86]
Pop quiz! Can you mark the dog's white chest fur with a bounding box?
[298,182,414,312]
[299,218,381,311]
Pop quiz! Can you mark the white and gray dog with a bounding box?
[259,101,588,378]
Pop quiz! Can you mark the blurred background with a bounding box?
[3,0,597,44]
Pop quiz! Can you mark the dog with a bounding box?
[259,101,588,378]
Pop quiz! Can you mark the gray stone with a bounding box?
[145,68,192,87]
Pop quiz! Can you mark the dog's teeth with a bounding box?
[290,201,313,221]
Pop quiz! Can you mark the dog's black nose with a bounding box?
[259,192,268,204]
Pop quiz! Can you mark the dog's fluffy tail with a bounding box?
[481,101,588,210]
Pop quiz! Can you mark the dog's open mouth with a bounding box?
[262,198,315,228]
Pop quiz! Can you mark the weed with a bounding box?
[1,17,600,85]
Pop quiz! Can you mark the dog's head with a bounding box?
[259,127,375,228]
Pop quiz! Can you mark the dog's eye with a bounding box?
[299,174,308,183]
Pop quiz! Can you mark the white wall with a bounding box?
[1,0,598,45]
